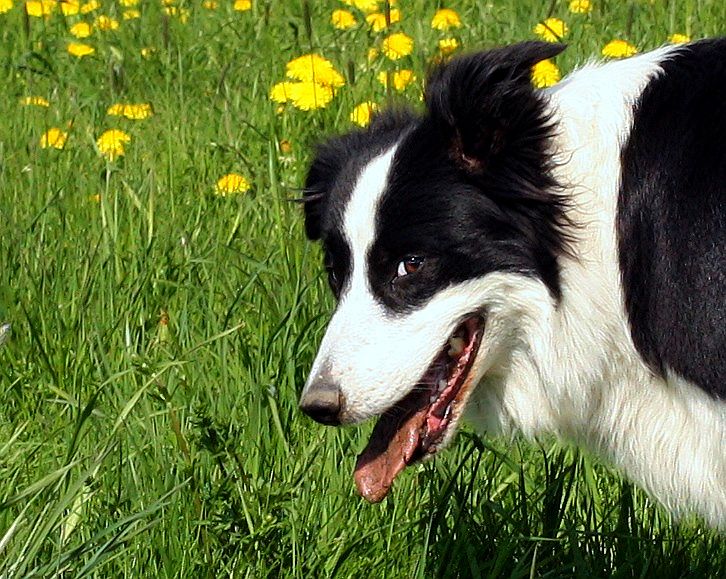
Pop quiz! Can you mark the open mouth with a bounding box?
[353,315,485,503]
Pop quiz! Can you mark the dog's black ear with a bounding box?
[425,41,566,174]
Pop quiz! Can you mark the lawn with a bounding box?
[0,0,724,576]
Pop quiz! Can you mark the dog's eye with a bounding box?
[396,256,425,278]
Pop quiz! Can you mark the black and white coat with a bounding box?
[299,40,726,528]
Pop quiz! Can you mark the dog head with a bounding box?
[299,42,569,502]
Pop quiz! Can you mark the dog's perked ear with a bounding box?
[425,41,566,174]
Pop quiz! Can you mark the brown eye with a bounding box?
[396,256,424,277]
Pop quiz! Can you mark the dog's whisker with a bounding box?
[288,191,326,204]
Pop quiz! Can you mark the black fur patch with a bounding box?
[618,39,726,398]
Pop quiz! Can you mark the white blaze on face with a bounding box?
[302,146,507,424]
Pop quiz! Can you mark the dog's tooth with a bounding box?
[448,337,465,357]
[438,379,447,392]
[429,395,437,404]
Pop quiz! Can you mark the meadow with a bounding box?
[0,0,724,576]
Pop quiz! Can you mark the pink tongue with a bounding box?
[353,400,429,503]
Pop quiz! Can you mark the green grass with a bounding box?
[0,0,724,576]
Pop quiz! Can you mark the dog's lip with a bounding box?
[419,316,483,453]
[353,315,485,503]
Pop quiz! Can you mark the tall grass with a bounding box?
[0,1,724,576]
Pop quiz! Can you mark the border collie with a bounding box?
[298,40,725,529]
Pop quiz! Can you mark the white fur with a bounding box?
[306,46,726,528]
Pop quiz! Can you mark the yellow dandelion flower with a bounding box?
[273,54,345,111]
[119,0,138,6]
[285,54,345,88]
[80,0,99,14]
[392,69,416,90]
[0,0,13,14]
[270,81,335,111]
[215,173,250,196]
[438,37,459,55]
[25,0,55,17]
[531,59,560,88]
[668,33,691,44]
[97,129,131,161]
[107,104,125,116]
[20,96,50,107]
[349,0,379,14]
[141,47,155,59]
[94,15,119,31]
[107,103,153,120]
[163,6,189,23]
[89,193,102,203]
[602,39,637,58]
[202,0,217,8]
[67,42,95,57]
[269,81,295,104]
[568,0,592,14]
[366,9,401,32]
[350,102,378,127]
[70,22,93,38]
[288,82,334,111]
[123,8,140,19]
[60,0,80,15]
[367,47,379,62]
[40,128,68,150]
[123,104,152,120]
[233,0,251,11]
[533,17,568,42]
[331,9,356,29]
[377,69,416,91]
[366,13,386,32]
[381,32,414,60]
[431,8,461,30]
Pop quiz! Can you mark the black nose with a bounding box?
[299,382,344,426]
